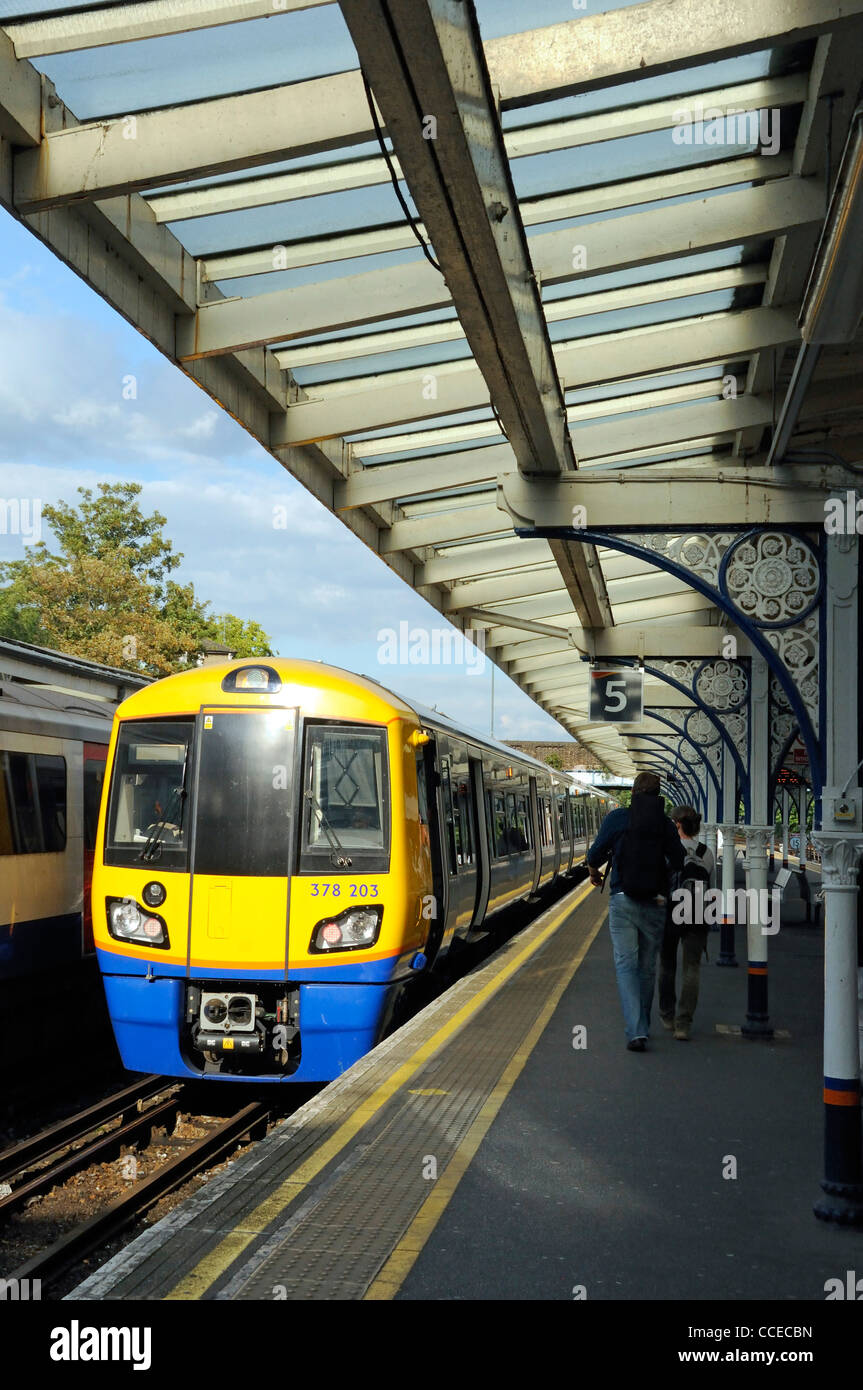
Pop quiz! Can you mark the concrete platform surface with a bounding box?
[68,880,856,1302]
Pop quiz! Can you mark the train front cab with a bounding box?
[93,675,433,1084]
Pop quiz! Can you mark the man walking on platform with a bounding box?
[587,773,684,1052]
[658,805,715,1041]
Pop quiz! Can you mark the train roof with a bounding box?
[0,637,149,702]
[395,693,571,780]
[0,678,114,741]
[111,657,580,782]
[114,657,418,723]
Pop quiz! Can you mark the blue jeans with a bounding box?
[607,893,667,1041]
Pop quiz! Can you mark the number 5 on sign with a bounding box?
[589,667,643,722]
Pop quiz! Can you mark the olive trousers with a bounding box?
[658,921,708,1028]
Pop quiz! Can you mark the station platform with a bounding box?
[70,873,852,1303]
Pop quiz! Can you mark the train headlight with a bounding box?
[309,905,383,953]
[106,897,169,949]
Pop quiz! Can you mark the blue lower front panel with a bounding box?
[101,974,396,1083]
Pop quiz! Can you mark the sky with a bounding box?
[0,207,572,744]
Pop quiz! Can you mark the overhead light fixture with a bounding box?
[800,105,863,344]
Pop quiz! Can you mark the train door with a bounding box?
[470,756,490,925]
[417,736,447,964]
[440,740,478,937]
[82,742,108,953]
[564,796,575,872]
[188,707,297,976]
[528,777,542,894]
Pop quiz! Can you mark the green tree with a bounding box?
[0,482,273,673]
[544,751,564,770]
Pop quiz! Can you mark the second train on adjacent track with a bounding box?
[92,659,615,1083]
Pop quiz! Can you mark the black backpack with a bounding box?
[615,794,669,901]
[675,842,711,927]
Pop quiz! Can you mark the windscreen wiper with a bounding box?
[304,789,352,869]
[138,747,189,863]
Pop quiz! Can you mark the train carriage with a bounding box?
[92,658,613,1083]
[0,640,146,981]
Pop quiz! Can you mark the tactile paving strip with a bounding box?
[70,883,604,1301]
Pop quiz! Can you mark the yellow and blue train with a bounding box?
[92,659,615,1083]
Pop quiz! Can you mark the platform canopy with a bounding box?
[2,0,861,775]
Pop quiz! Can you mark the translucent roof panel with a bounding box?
[498,47,805,123]
[476,0,670,41]
[25,7,357,118]
[173,182,417,257]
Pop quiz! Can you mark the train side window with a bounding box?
[3,752,40,852]
[0,751,66,854]
[35,755,67,852]
[557,795,569,844]
[440,760,459,875]
[539,795,553,848]
[515,794,531,850]
[455,778,474,865]
[0,760,12,855]
[490,791,507,858]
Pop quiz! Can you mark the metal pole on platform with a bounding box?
[813,529,863,1225]
[796,784,807,867]
[782,788,790,868]
[742,657,773,1038]
[718,743,739,967]
[704,778,719,911]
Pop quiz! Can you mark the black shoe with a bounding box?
[626,1037,647,1052]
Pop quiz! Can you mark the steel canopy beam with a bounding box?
[501,466,833,532]
[339,0,571,481]
[3,1,329,58]
[487,0,863,107]
[335,396,776,510]
[339,0,612,633]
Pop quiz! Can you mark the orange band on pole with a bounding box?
[824,1089,861,1107]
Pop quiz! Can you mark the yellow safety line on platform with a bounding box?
[165,878,595,1300]
[364,903,605,1300]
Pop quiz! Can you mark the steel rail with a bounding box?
[0,1091,183,1219]
[8,1102,272,1290]
[0,1075,167,1183]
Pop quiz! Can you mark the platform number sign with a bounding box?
[589,666,643,723]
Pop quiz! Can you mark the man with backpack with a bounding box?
[586,773,685,1052]
[658,806,715,1041]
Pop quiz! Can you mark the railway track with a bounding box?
[0,1075,173,1202]
[0,1079,272,1293]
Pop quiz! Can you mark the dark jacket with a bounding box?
[587,805,684,896]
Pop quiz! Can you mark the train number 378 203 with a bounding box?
[309,883,380,898]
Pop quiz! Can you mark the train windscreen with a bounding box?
[300,724,389,874]
[105,718,193,868]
